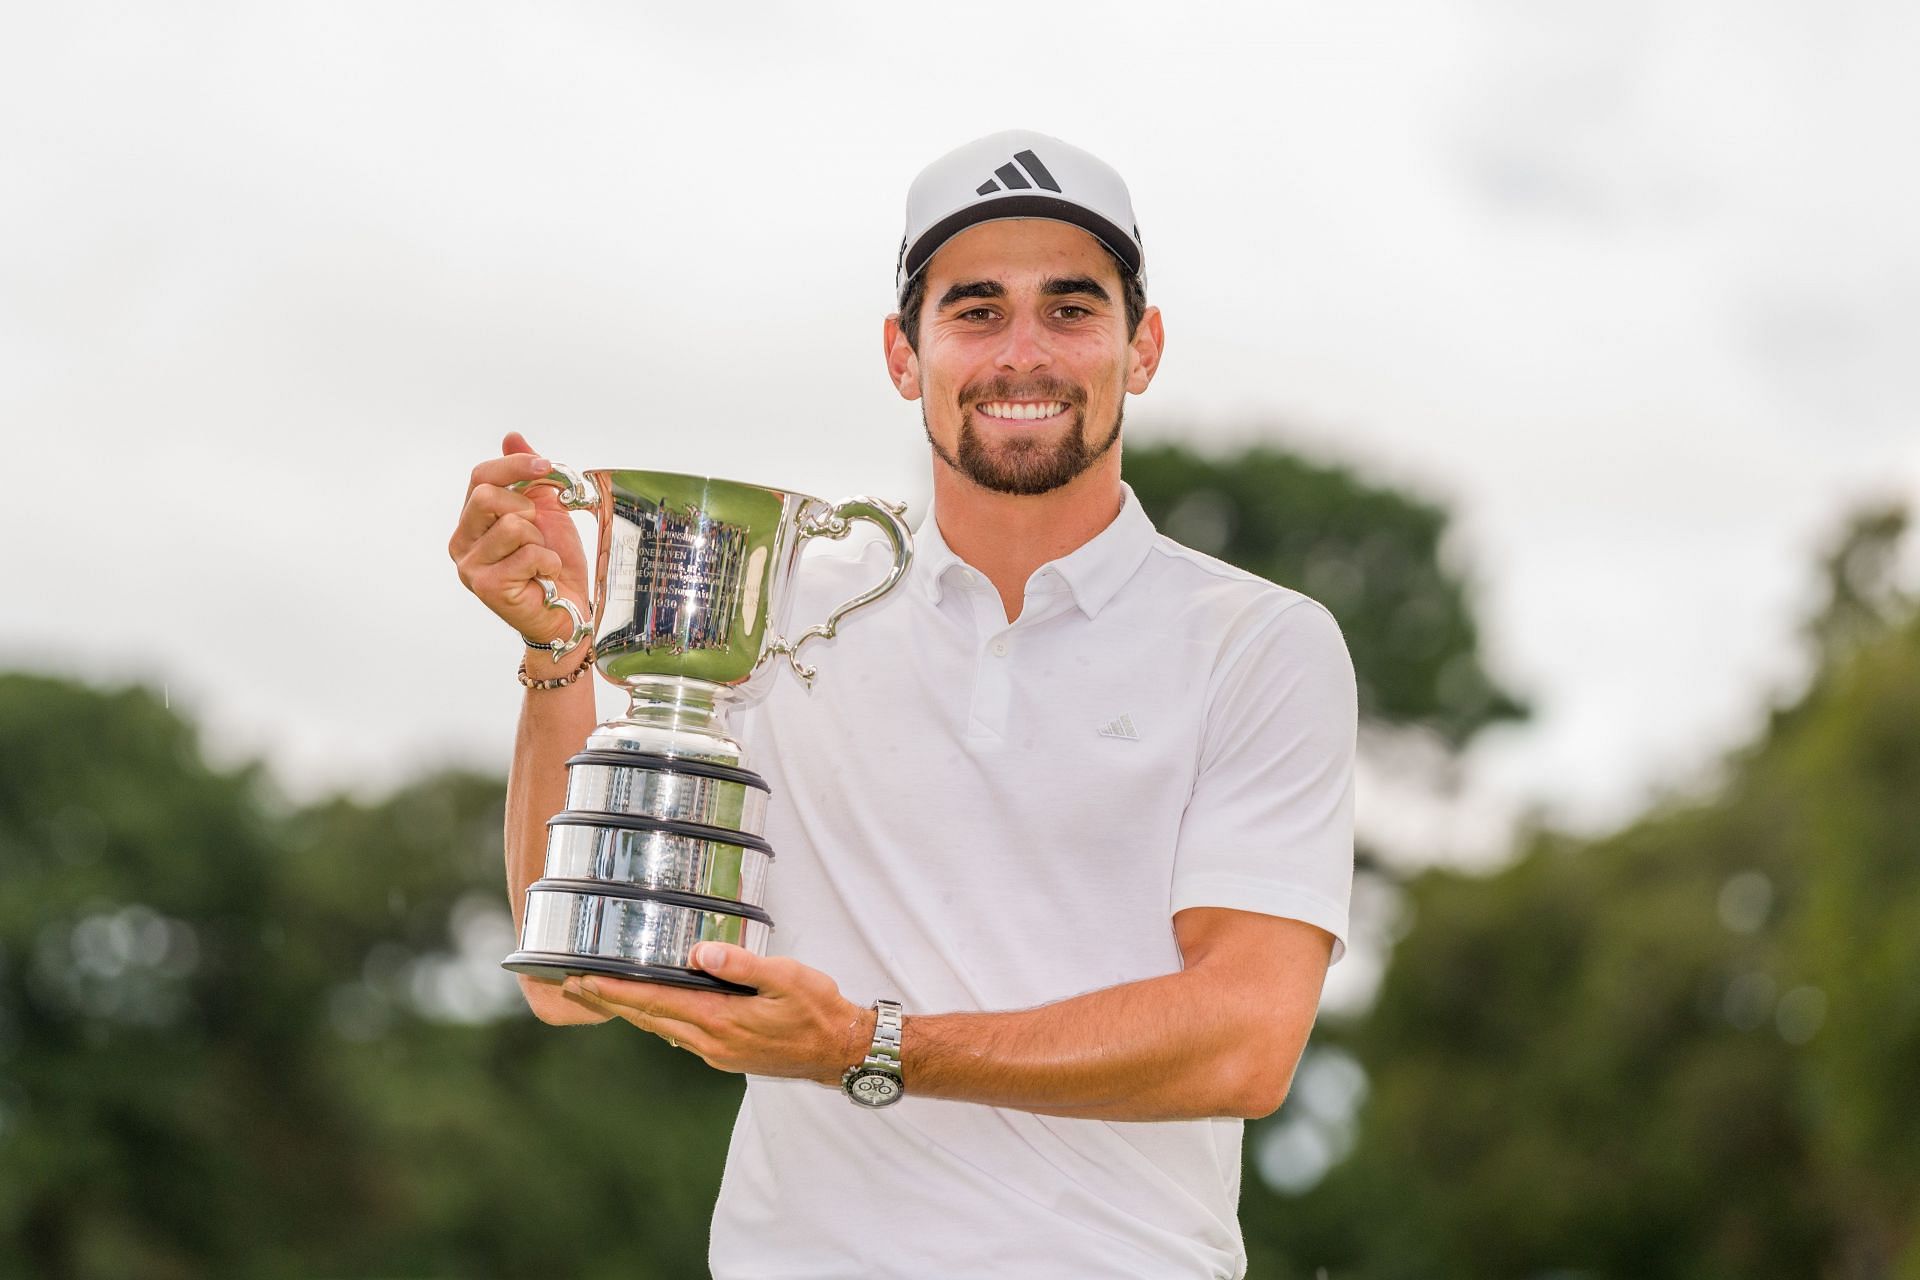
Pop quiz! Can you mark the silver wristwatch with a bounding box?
[840,999,905,1108]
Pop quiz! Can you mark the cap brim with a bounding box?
[899,194,1142,300]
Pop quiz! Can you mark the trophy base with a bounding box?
[501,950,758,996]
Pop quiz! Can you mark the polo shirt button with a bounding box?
[990,639,1008,657]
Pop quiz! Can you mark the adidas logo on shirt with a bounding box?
[1097,714,1139,741]
[973,149,1064,197]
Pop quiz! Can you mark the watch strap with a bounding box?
[841,998,905,1107]
[867,999,903,1072]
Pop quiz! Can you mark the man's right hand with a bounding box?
[449,431,593,653]
[458,435,609,1026]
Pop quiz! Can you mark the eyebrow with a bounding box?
[936,276,1113,309]
[1041,276,1111,302]
[937,280,1006,309]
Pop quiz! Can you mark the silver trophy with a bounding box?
[500,465,913,995]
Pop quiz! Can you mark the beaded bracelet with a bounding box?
[517,642,595,691]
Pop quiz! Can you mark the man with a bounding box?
[450,129,1357,1278]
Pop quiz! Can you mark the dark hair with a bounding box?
[896,249,1148,352]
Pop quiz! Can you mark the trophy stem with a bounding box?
[583,675,749,767]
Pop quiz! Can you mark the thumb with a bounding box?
[693,942,764,988]
[502,431,539,457]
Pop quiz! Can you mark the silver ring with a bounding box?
[525,576,591,659]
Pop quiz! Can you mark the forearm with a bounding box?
[901,963,1313,1122]
[503,649,601,1023]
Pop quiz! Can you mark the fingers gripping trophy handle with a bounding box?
[769,497,914,686]
[509,462,602,661]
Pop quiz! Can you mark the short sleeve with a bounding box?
[1170,598,1358,963]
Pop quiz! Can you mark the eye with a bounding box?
[958,307,998,321]
[1054,304,1090,319]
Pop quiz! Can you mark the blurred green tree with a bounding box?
[1245,499,1920,1279]
[0,679,740,1278]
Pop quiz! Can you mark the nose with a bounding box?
[993,309,1051,375]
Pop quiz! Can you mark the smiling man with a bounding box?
[450,129,1358,1279]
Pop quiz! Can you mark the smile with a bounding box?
[974,400,1069,421]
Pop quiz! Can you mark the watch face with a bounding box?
[846,1068,902,1107]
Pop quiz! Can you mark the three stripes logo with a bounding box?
[1097,713,1140,742]
[975,149,1063,197]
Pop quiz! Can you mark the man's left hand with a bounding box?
[561,945,869,1087]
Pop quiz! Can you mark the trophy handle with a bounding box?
[767,496,914,687]
[510,461,603,660]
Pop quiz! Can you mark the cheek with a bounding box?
[920,352,976,404]
[922,372,962,414]
[1061,334,1128,379]
[915,368,967,432]
[1074,356,1129,400]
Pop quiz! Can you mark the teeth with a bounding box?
[979,401,1066,420]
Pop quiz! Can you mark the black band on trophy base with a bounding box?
[565,749,773,793]
[501,950,759,996]
[544,810,777,855]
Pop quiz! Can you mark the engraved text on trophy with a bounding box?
[605,503,750,655]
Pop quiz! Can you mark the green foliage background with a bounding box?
[1236,502,1920,1280]
[2,446,1912,1277]
[0,681,742,1278]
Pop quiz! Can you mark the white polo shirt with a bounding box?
[710,483,1357,1280]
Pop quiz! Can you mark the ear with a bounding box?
[1125,305,1165,395]
[883,313,923,401]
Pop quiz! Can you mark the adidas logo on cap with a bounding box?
[973,149,1063,196]
[896,129,1146,303]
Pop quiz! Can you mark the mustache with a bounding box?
[960,376,1084,407]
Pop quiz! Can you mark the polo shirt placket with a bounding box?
[918,494,1157,747]
[937,571,1075,744]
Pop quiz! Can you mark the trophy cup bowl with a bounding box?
[500,465,912,995]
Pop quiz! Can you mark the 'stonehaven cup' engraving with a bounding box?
[499,465,913,996]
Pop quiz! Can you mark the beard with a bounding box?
[924,377,1123,497]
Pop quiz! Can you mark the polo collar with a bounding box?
[914,484,1157,620]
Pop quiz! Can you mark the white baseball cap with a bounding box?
[894,129,1145,305]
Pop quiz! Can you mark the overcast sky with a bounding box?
[6,2,1918,892]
